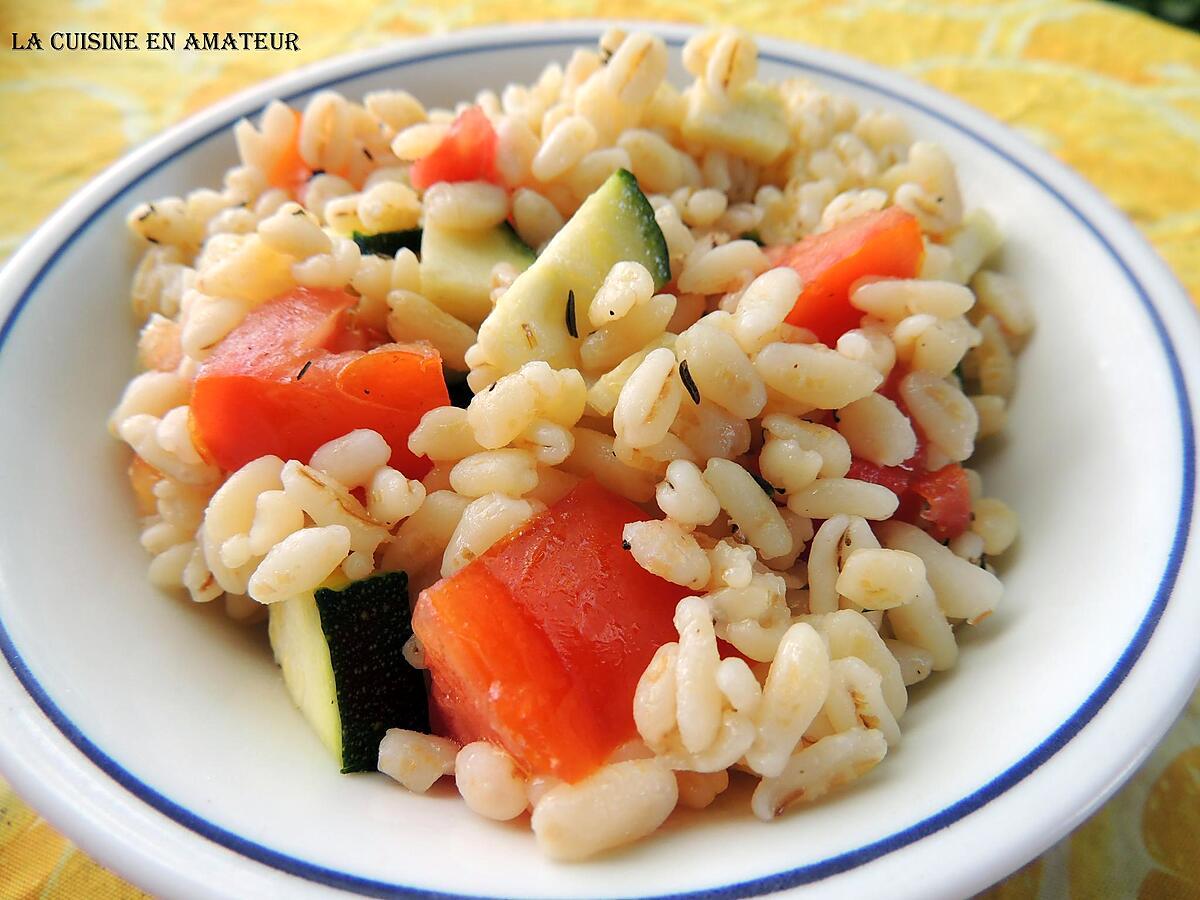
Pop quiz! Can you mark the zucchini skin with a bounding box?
[314,571,429,773]
[613,168,670,289]
[352,229,424,258]
[495,221,536,261]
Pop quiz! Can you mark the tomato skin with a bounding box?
[414,480,689,782]
[190,288,447,475]
[771,207,924,346]
[409,107,500,192]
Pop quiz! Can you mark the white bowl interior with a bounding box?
[0,32,1192,899]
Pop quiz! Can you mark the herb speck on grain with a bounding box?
[679,360,701,405]
[752,472,776,496]
[565,290,578,338]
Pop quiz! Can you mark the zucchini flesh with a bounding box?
[420,223,535,328]
[474,169,670,376]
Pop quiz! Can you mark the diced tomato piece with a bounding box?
[266,110,313,198]
[847,455,922,525]
[414,480,690,782]
[409,107,500,192]
[770,207,924,346]
[911,464,972,541]
[846,456,918,497]
[190,287,448,475]
[848,449,971,541]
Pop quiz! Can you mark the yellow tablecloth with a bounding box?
[2,1,1199,897]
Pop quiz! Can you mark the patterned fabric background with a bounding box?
[1,1,1198,897]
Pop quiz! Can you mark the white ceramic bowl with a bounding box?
[1,21,1198,900]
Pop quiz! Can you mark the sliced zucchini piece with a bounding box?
[681,82,789,167]
[419,222,535,328]
[474,169,669,376]
[269,570,428,773]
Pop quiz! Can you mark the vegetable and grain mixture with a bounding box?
[110,28,1031,860]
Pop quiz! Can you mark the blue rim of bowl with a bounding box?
[0,34,1193,900]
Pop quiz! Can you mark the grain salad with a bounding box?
[111,27,1032,861]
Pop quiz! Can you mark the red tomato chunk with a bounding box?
[846,454,919,498]
[266,109,313,199]
[771,207,924,346]
[910,464,972,542]
[846,436,972,542]
[409,107,501,192]
[190,287,448,476]
[413,480,690,782]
